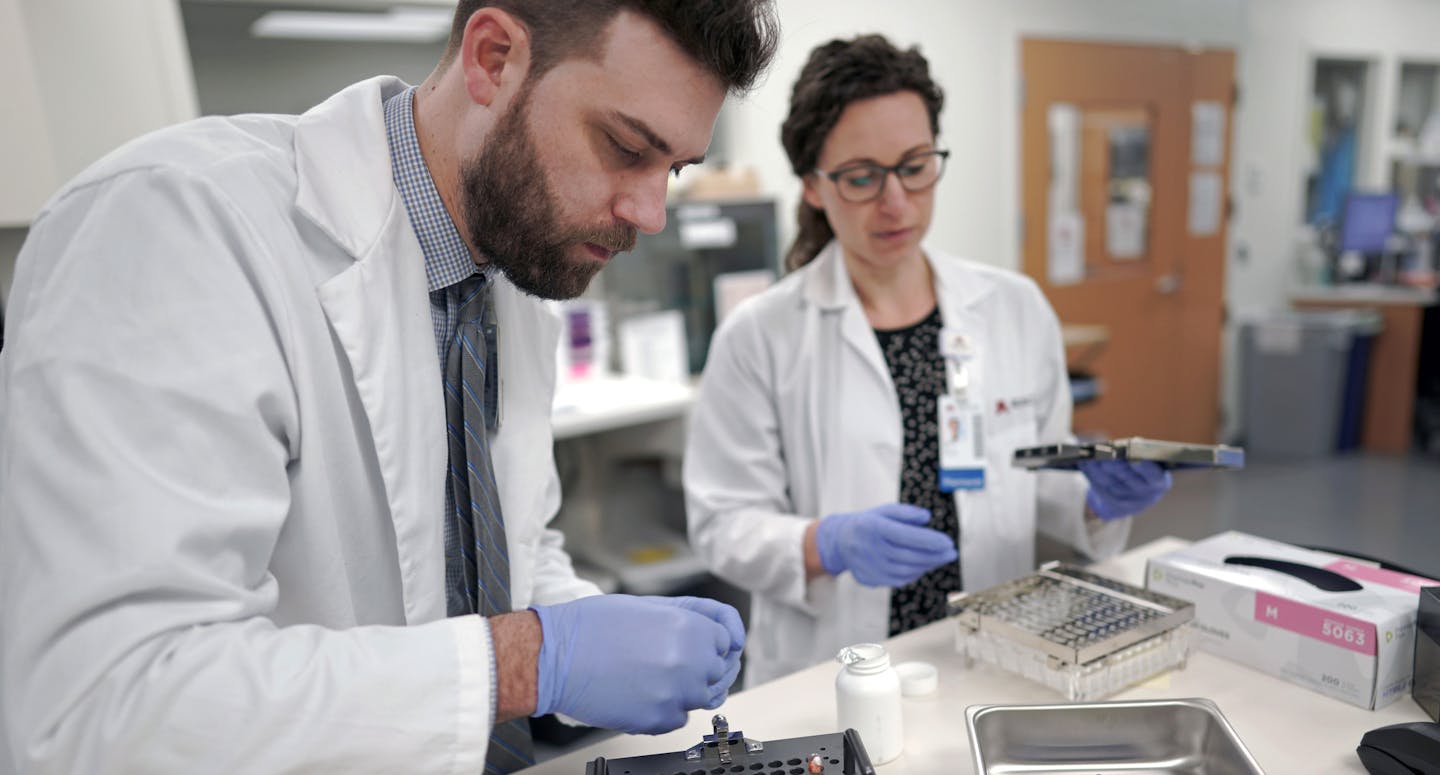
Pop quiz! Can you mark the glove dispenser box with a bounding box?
[1417,586,1440,722]
[1147,532,1440,710]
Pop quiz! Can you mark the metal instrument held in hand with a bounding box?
[1012,437,1245,471]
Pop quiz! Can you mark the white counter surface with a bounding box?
[523,537,1432,774]
[551,376,694,440]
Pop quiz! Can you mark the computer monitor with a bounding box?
[1339,192,1398,254]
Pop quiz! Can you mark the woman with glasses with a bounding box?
[683,34,1172,687]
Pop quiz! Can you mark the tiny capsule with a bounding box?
[807,753,824,773]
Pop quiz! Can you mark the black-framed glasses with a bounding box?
[814,149,950,203]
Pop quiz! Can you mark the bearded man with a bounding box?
[0,3,778,773]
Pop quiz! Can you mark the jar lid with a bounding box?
[894,661,938,696]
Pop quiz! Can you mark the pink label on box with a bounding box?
[1325,560,1440,593]
[1253,592,1376,655]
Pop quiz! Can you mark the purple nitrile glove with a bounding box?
[1079,459,1172,520]
[530,594,743,735]
[814,503,958,587]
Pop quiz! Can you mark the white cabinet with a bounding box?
[1301,57,1374,226]
[1,0,198,226]
[550,378,707,597]
[1390,61,1440,218]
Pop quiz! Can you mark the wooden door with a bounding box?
[1021,40,1235,443]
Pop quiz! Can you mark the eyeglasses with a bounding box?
[813,150,950,203]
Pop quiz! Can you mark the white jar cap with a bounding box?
[894,661,938,696]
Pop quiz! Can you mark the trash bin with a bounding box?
[1337,313,1383,451]
[1239,309,1383,458]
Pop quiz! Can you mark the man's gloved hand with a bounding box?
[530,594,743,735]
[814,503,958,588]
[1079,460,1172,521]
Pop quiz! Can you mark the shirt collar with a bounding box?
[383,86,480,293]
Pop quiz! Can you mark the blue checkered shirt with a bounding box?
[382,85,500,715]
[384,87,487,364]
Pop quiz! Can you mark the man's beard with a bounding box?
[460,97,636,300]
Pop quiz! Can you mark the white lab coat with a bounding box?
[0,77,598,774]
[684,241,1129,687]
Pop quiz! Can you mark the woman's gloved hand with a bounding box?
[1079,460,1173,520]
[530,595,744,734]
[814,503,958,588]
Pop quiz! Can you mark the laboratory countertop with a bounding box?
[1291,283,1438,306]
[523,537,1431,774]
[547,339,1122,442]
[551,376,695,440]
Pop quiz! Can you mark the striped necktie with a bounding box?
[443,273,535,773]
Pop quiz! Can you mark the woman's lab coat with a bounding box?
[684,242,1129,687]
[0,77,597,774]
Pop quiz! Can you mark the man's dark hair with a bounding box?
[443,1,779,94]
[780,34,945,271]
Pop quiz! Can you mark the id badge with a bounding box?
[938,395,986,491]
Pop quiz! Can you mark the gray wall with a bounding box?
[177,1,730,162]
[180,1,445,116]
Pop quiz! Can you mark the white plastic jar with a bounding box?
[835,643,904,764]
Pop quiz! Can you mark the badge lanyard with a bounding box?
[938,328,986,492]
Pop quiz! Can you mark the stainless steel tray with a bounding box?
[1012,437,1246,471]
[966,698,1264,774]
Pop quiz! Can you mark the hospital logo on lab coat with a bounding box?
[995,396,1035,416]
